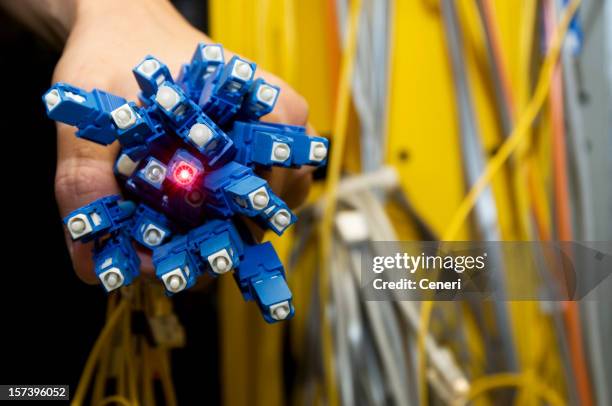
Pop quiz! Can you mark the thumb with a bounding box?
[55,123,121,283]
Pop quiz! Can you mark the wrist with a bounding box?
[72,0,207,52]
[58,0,210,89]
[74,0,185,32]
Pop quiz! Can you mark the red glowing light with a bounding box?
[173,162,197,186]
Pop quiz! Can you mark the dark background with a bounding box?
[0,1,222,404]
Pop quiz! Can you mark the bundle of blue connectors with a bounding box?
[42,43,328,323]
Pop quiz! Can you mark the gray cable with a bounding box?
[556,0,610,403]
[440,0,519,374]
[336,0,392,173]
[475,0,514,136]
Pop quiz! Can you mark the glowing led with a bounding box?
[173,162,197,186]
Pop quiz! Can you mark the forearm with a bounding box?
[0,0,194,49]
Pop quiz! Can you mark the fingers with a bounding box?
[280,166,314,209]
[266,80,310,127]
[257,78,318,210]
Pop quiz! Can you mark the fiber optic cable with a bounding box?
[475,0,516,133]
[330,202,409,405]
[440,0,518,376]
[72,299,130,406]
[476,2,573,405]
[440,0,581,250]
[336,0,392,173]
[318,0,362,403]
[309,168,470,403]
[342,201,411,405]
[418,2,582,405]
[556,0,609,400]
[544,1,594,404]
[91,295,118,404]
[97,395,134,406]
[475,0,536,242]
[458,373,565,406]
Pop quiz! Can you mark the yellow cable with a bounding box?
[142,285,156,406]
[72,299,130,406]
[514,2,541,404]
[91,340,111,404]
[123,297,138,405]
[157,349,178,406]
[458,373,565,406]
[441,0,580,242]
[96,395,134,406]
[92,295,119,403]
[318,0,362,404]
[514,0,538,241]
[417,1,581,405]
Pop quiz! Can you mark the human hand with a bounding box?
[52,0,314,283]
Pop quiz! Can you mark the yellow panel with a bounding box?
[457,0,520,240]
[293,0,335,133]
[210,3,338,405]
[385,0,469,239]
[210,0,334,133]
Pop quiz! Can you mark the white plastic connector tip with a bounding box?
[214,257,229,272]
[235,61,252,80]
[313,144,327,160]
[147,165,163,182]
[142,59,159,74]
[273,144,290,160]
[69,218,86,233]
[189,123,213,147]
[274,305,289,320]
[144,229,161,245]
[253,191,269,209]
[115,108,132,126]
[260,87,274,102]
[168,275,182,292]
[45,90,60,109]
[105,272,119,288]
[156,86,178,110]
[203,46,221,60]
[274,211,290,227]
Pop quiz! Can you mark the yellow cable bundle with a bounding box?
[458,373,565,406]
[417,1,582,405]
[73,281,180,406]
[441,0,580,242]
[72,299,130,406]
